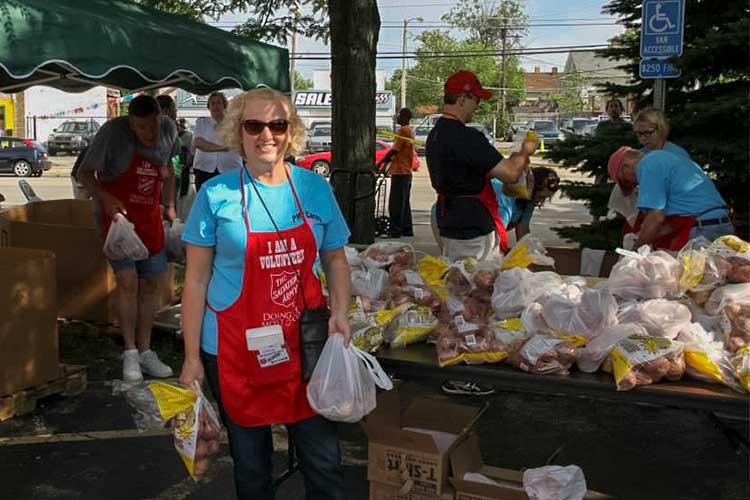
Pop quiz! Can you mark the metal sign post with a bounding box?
[640,0,685,109]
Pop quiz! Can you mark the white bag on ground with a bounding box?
[523,465,587,500]
[307,333,393,423]
[104,213,149,261]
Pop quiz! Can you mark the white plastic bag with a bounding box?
[607,246,681,300]
[617,299,692,340]
[577,323,647,373]
[104,213,149,261]
[542,287,619,343]
[306,334,393,423]
[491,268,562,319]
[523,465,587,500]
[351,267,389,299]
[163,219,185,262]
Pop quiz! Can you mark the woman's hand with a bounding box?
[179,356,205,388]
[329,310,352,347]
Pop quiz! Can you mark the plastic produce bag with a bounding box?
[383,305,437,348]
[163,219,186,262]
[609,335,685,391]
[351,267,389,299]
[362,242,414,269]
[542,287,619,346]
[104,213,149,261]
[607,246,680,300]
[704,283,750,315]
[306,333,393,423]
[417,255,450,300]
[500,234,555,270]
[444,259,477,297]
[125,382,221,480]
[678,237,729,293]
[722,300,750,353]
[491,268,562,319]
[731,347,749,392]
[435,320,517,368]
[617,299,692,340]
[678,322,744,392]
[507,335,577,375]
[523,465,587,500]
[344,246,363,267]
[577,323,647,373]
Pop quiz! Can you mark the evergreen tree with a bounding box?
[546,0,750,248]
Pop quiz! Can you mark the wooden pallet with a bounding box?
[0,364,87,422]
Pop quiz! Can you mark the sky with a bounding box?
[213,0,625,79]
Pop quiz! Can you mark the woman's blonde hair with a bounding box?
[217,87,305,158]
[634,107,670,136]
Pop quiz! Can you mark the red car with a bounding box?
[295,139,419,177]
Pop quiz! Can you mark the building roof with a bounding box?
[523,70,563,93]
[564,51,630,82]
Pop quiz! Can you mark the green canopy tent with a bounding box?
[0,0,290,94]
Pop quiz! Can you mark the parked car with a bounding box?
[0,137,51,177]
[413,124,431,155]
[467,122,494,145]
[307,124,332,153]
[47,120,100,156]
[560,118,598,137]
[516,120,564,145]
[581,123,598,137]
[296,140,419,177]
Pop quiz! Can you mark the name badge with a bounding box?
[257,345,290,367]
[245,324,285,351]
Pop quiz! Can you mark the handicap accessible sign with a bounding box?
[640,0,685,58]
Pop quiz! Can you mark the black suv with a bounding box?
[47,120,100,156]
[0,137,51,177]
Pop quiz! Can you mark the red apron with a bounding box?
[631,207,730,251]
[437,180,509,253]
[99,153,165,255]
[213,167,325,427]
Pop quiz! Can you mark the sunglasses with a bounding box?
[241,119,289,136]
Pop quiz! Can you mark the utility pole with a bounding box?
[290,29,297,96]
[499,26,508,126]
[401,19,407,109]
[401,17,422,110]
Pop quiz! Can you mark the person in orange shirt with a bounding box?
[384,107,416,237]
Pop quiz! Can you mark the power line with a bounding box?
[293,45,608,61]
[292,43,607,58]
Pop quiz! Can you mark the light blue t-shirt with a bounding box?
[509,199,535,226]
[182,165,351,355]
[430,179,515,227]
[636,150,726,219]
[640,141,691,161]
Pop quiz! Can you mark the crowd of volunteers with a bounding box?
[73,69,746,499]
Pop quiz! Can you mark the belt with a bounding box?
[695,217,730,227]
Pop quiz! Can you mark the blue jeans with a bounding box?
[201,352,345,500]
[688,221,734,242]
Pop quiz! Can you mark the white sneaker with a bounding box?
[139,349,174,378]
[123,349,144,382]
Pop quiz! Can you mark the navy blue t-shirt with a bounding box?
[426,117,503,239]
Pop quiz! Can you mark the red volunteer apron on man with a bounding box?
[632,206,732,251]
[212,167,325,427]
[100,153,165,255]
[437,179,509,254]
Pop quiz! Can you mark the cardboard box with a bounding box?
[532,247,619,278]
[450,434,612,500]
[362,390,486,497]
[0,248,59,396]
[369,481,454,500]
[0,200,176,323]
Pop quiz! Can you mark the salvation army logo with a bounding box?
[138,176,156,196]
[270,271,299,308]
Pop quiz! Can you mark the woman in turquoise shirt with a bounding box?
[633,107,691,159]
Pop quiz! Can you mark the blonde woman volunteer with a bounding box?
[180,88,352,500]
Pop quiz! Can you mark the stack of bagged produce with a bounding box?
[338,235,750,394]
